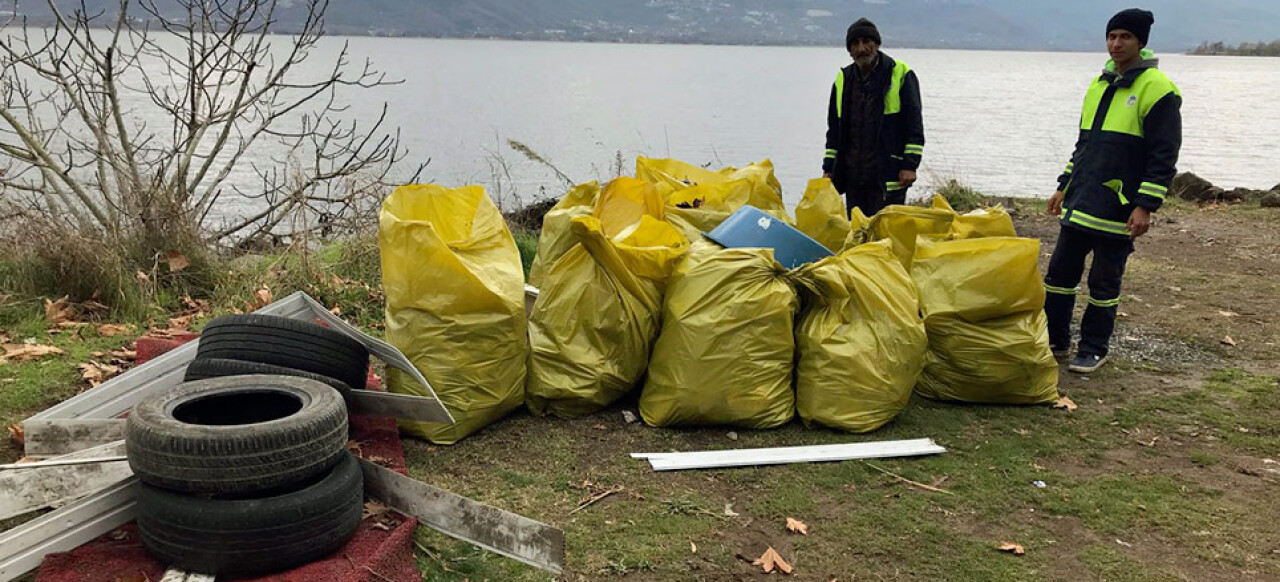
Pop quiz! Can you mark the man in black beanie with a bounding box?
[821,18,925,215]
[1043,8,1181,373]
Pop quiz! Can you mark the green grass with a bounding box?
[512,228,539,280]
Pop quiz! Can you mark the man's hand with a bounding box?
[1047,190,1064,216]
[1127,206,1152,238]
[822,172,832,180]
[898,170,917,189]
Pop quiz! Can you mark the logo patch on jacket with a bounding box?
[1126,95,1138,108]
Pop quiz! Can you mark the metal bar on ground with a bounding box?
[0,441,130,521]
[634,438,947,471]
[22,419,127,457]
[346,390,452,423]
[0,477,137,582]
[358,458,565,575]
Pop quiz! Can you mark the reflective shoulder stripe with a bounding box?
[1088,296,1122,308]
[835,69,845,119]
[1067,209,1131,236]
[884,60,910,115]
[1045,284,1080,295]
[824,148,837,159]
[1138,182,1167,200]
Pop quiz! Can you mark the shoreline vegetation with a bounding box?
[1188,40,1280,56]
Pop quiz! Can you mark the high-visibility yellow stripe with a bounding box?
[1067,209,1131,236]
[885,182,903,190]
[824,149,837,158]
[1045,284,1080,295]
[835,70,845,118]
[1138,182,1167,199]
[1088,296,1122,308]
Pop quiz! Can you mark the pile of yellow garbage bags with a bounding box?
[377,157,1058,444]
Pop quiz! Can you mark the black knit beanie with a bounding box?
[1107,8,1154,46]
[846,18,881,49]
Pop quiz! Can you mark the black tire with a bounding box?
[185,357,354,396]
[126,375,348,495]
[196,314,369,392]
[137,450,364,577]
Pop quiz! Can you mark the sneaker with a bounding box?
[1068,353,1108,374]
[1051,345,1071,359]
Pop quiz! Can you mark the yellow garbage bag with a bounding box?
[639,241,797,428]
[380,184,529,444]
[793,240,927,432]
[527,178,666,288]
[795,178,851,253]
[911,237,1059,404]
[527,215,689,418]
[931,195,1017,239]
[867,199,955,268]
[527,181,599,288]
[635,157,791,235]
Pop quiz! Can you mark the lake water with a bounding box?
[338,38,1278,210]
[12,35,1279,216]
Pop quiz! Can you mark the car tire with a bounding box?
[195,314,369,392]
[185,357,356,396]
[136,450,363,577]
[126,375,348,494]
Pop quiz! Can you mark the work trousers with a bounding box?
[1043,225,1134,358]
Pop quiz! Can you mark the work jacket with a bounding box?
[822,53,925,194]
[1058,49,1182,239]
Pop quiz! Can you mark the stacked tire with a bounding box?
[125,315,373,577]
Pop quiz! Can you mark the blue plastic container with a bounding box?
[704,205,834,269]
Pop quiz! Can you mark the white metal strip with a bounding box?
[0,477,137,582]
[0,441,131,521]
[22,419,128,457]
[358,458,565,574]
[636,439,946,471]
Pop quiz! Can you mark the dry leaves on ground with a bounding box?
[97,324,133,337]
[997,542,1026,556]
[6,423,23,444]
[753,547,793,574]
[785,517,808,536]
[149,315,193,338]
[690,541,698,554]
[1,342,66,363]
[1222,335,1238,347]
[79,362,124,387]
[1053,396,1078,412]
[362,500,390,520]
[180,295,211,318]
[244,287,273,311]
[44,296,75,324]
[163,251,190,273]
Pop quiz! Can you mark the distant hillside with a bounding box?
[6,0,1280,50]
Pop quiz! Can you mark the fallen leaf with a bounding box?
[164,250,190,272]
[1053,396,1078,412]
[97,324,132,337]
[181,295,211,316]
[592,424,608,430]
[1014,428,1030,436]
[6,423,23,444]
[724,503,740,517]
[345,440,364,455]
[254,287,273,307]
[1,343,65,362]
[690,540,698,553]
[1115,538,1133,548]
[1222,336,1237,347]
[44,296,75,324]
[362,500,389,520]
[167,315,192,332]
[135,270,149,283]
[785,517,808,536]
[79,363,105,385]
[1219,310,1240,318]
[371,521,394,531]
[753,547,793,574]
[110,349,137,361]
[329,304,342,316]
[14,457,39,465]
[997,542,1026,556]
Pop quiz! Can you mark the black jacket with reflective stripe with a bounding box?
[1058,52,1182,239]
[823,53,925,193]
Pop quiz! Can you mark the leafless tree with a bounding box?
[0,0,422,252]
